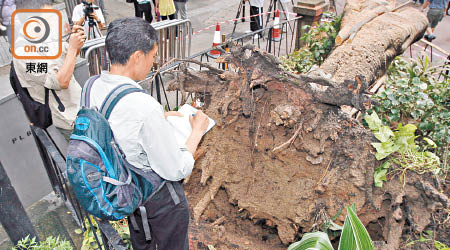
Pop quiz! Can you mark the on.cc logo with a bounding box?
[22,16,50,44]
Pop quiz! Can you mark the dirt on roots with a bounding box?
[163,45,450,250]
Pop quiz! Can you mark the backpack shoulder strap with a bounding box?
[99,84,145,120]
[80,75,101,108]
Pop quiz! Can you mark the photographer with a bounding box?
[72,0,105,39]
[13,0,86,141]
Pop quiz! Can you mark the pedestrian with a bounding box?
[174,0,188,20]
[422,0,450,41]
[0,0,15,45]
[246,0,265,38]
[12,0,86,141]
[133,0,154,23]
[72,0,105,40]
[88,17,209,250]
[155,0,176,20]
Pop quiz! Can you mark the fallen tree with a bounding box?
[163,0,448,249]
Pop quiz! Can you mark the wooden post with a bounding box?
[0,161,39,245]
[294,0,329,49]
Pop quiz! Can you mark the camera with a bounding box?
[82,1,99,26]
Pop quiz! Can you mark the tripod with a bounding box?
[264,0,295,36]
[86,16,101,40]
[231,0,247,36]
[265,0,288,27]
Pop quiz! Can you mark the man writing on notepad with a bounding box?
[87,17,209,250]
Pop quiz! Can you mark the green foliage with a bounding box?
[13,235,73,250]
[75,217,132,250]
[365,112,418,160]
[281,49,316,74]
[287,232,333,250]
[373,161,390,188]
[281,13,341,73]
[288,205,374,250]
[320,207,344,238]
[111,219,133,249]
[372,56,450,167]
[365,112,441,186]
[338,206,374,250]
[405,230,450,249]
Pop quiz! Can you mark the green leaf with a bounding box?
[74,229,83,235]
[371,141,398,160]
[328,220,344,231]
[394,123,417,151]
[374,126,394,142]
[423,137,437,148]
[373,161,390,187]
[288,232,334,250]
[365,112,383,131]
[338,206,375,250]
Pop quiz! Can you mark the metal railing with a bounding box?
[82,19,193,76]
[407,38,450,78]
[31,126,127,250]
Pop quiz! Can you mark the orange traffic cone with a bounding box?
[207,23,221,58]
[272,10,281,42]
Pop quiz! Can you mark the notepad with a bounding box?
[166,104,216,146]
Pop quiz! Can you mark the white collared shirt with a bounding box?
[88,72,194,181]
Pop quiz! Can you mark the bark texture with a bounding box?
[316,1,428,86]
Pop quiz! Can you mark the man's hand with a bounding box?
[185,110,210,155]
[90,12,100,23]
[189,110,209,134]
[68,25,86,54]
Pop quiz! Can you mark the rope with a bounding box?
[193,10,297,35]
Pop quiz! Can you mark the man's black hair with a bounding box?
[106,17,159,66]
[16,0,52,9]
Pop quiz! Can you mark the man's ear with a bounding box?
[129,50,144,64]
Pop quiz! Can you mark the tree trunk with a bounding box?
[161,1,446,248]
[316,1,428,86]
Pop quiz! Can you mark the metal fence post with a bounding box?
[0,161,39,245]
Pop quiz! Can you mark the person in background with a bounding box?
[155,0,176,20]
[422,0,449,41]
[13,0,86,140]
[246,0,265,39]
[72,0,105,39]
[174,0,187,20]
[133,0,153,23]
[0,0,15,44]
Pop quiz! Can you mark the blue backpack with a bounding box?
[66,76,167,239]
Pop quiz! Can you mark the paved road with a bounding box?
[104,0,295,55]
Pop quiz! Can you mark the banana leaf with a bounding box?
[338,206,374,250]
[288,231,334,250]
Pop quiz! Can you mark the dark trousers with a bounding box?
[161,13,176,20]
[250,6,263,32]
[128,181,189,250]
[134,1,153,23]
